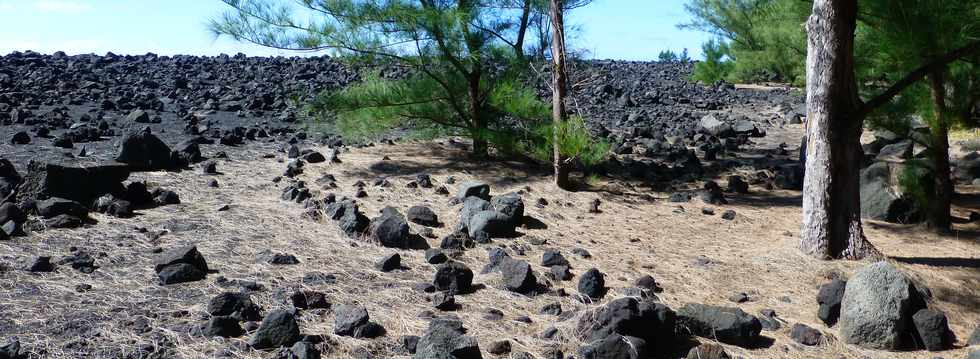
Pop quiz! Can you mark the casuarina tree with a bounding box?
[801,0,980,259]
[209,0,551,158]
[549,0,571,189]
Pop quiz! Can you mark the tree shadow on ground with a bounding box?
[340,156,549,190]
[933,281,980,315]
[865,220,980,242]
[728,192,803,208]
[892,256,980,269]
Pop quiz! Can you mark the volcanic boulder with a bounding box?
[116,127,180,171]
[839,262,927,350]
[676,303,762,347]
[249,310,301,349]
[153,245,209,285]
[368,207,411,248]
[407,205,440,227]
[433,261,474,294]
[816,279,846,326]
[576,297,676,356]
[498,257,537,294]
[413,318,481,359]
[912,309,954,351]
[208,292,262,321]
[16,160,129,204]
[456,181,490,201]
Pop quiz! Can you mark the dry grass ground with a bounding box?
[0,133,978,359]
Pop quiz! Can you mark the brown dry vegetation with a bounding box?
[1,129,978,358]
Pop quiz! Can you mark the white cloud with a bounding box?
[33,0,90,13]
[0,2,15,11]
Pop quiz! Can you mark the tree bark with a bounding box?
[928,70,953,232]
[800,0,879,259]
[550,0,571,189]
[468,69,488,159]
[514,0,532,60]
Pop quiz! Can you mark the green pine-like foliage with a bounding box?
[209,0,556,157]
[680,0,809,85]
[690,38,734,84]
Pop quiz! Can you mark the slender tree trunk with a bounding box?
[928,70,953,232]
[514,0,532,60]
[801,0,879,259]
[534,12,551,60]
[550,0,571,189]
[468,70,487,159]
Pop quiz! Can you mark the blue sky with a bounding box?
[0,0,712,60]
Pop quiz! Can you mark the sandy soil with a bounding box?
[0,131,978,358]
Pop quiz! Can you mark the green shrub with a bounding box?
[691,39,735,84]
[658,50,679,62]
[525,116,610,167]
[897,158,933,221]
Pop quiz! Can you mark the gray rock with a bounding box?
[249,310,301,349]
[334,304,370,337]
[541,250,569,267]
[578,268,606,300]
[369,207,411,248]
[432,292,455,311]
[575,297,675,347]
[875,140,913,162]
[954,152,980,181]
[36,197,88,219]
[203,316,244,338]
[290,341,321,359]
[549,265,573,281]
[700,114,733,137]
[758,309,781,330]
[486,340,510,355]
[0,338,22,359]
[336,201,369,238]
[685,343,729,359]
[457,197,491,232]
[676,303,761,347]
[732,118,758,136]
[860,177,918,223]
[456,181,490,201]
[490,193,524,226]
[407,205,440,227]
[912,309,954,351]
[840,262,926,350]
[208,292,262,321]
[790,323,822,346]
[424,249,448,264]
[126,109,150,123]
[153,246,209,285]
[289,290,330,310]
[816,279,846,326]
[577,334,646,359]
[115,127,176,170]
[11,160,129,205]
[413,318,481,359]
[467,210,514,240]
[499,258,536,294]
[376,253,401,272]
[433,261,473,294]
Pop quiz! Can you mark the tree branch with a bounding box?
[860,41,980,116]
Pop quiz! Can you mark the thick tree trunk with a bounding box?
[928,70,953,232]
[550,0,571,189]
[800,0,879,259]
